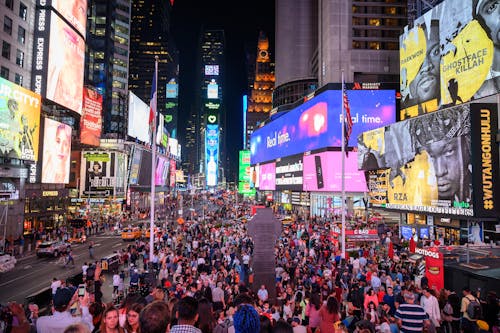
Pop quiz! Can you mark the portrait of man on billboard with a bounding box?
[410,106,472,206]
[42,119,72,184]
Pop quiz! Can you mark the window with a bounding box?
[15,49,23,67]
[14,73,22,85]
[19,2,27,20]
[2,41,11,59]
[5,0,14,10]
[17,26,25,44]
[4,16,12,35]
[0,66,8,79]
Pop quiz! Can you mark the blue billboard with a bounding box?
[205,124,219,187]
[250,89,396,164]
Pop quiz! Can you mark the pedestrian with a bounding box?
[460,287,480,333]
[89,241,94,259]
[139,301,170,333]
[395,291,430,333]
[64,250,75,268]
[169,296,201,333]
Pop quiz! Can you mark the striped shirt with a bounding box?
[395,303,429,333]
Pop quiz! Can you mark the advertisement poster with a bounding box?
[46,12,84,114]
[259,162,276,191]
[359,105,473,216]
[400,0,500,119]
[129,148,142,185]
[169,159,176,188]
[302,151,367,192]
[275,154,303,191]
[51,0,87,37]
[205,124,219,187]
[239,150,255,196]
[155,156,168,186]
[470,104,500,217]
[41,118,72,184]
[0,77,41,161]
[468,221,484,244]
[81,151,117,198]
[80,88,102,146]
[250,89,395,164]
[128,92,150,144]
[367,169,389,207]
[415,247,444,290]
[401,225,413,240]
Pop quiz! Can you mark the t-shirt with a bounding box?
[395,303,428,333]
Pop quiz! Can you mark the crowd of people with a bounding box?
[0,195,498,333]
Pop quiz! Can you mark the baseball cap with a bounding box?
[292,317,301,324]
[53,287,76,308]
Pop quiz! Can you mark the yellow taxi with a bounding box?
[121,227,141,241]
[281,216,294,226]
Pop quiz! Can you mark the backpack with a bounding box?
[443,302,453,316]
[466,296,482,320]
[213,319,234,333]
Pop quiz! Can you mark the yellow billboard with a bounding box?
[0,78,41,161]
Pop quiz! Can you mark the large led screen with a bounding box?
[205,124,219,187]
[302,151,367,192]
[258,162,276,191]
[51,0,87,37]
[129,148,142,185]
[0,77,41,161]
[46,12,84,114]
[239,150,255,195]
[276,154,303,192]
[358,105,473,216]
[400,0,500,119]
[250,89,395,164]
[80,88,102,146]
[81,151,119,198]
[42,118,72,184]
[128,92,150,144]
[155,156,168,186]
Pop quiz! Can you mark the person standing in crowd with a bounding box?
[319,296,341,333]
[460,287,479,333]
[96,306,123,333]
[139,301,170,333]
[169,296,201,333]
[123,303,143,333]
[421,288,441,330]
[233,304,260,333]
[395,292,429,333]
[258,285,269,303]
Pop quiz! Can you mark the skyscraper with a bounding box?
[245,31,275,149]
[128,0,179,140]
[85,0,132,138]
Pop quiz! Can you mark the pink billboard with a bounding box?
[303,151,367,192]
[258,162,276,190]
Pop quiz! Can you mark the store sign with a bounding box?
[414,247,444,290]
[42,191,58,196]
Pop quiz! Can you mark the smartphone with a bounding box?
[78,284,86,297]
[315,155,324,189]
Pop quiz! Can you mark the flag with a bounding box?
[343,81,353,156]
[149,69,157,141]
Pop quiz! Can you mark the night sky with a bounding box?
[170,0,275,179]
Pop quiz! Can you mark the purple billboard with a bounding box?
[258,162,276,191]
[303,151,367,192]
[250,89,395,164]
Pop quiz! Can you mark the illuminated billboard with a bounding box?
[207,79,219,99]
[250,89,396,164]
[276,154,303,192]
[81,151,125,198]
[302,151,366,192]
[51,0,87,37]
[0,77,41,161]
[46,12,85,114]
[166,78,178,98]
[41,118,72,184]
[80,88,102,146]
[359,105,473,216]
[258,162,276,191]
[169,159,176,188]
[239,150,255,196]
[129,147,142,185]
[128,92,150,144]
[155,156,168,186]
[205,124,219,187]
[400,0,500,119]
[205,65,219,76]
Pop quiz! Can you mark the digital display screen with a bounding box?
[80,87,102,146]
[51,0,87,37]
[250,89,395,164]
[46,11,84,114]
[205,65,219,76]
[205,124,219,187]
[0,77,41,161]
[258,162,276,191]
[128,91,150,144]
[275,154,303,192]
[42,118,72,184]
[399,0,500,119]
[302,151,367,192]
[207,80,218,99]
[359,105,473,216]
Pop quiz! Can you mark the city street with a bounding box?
[0,233,125,304]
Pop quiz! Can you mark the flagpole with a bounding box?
[341,71,346,259]
[149,56,159,264]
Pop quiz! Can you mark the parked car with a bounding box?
[36,241,71,258]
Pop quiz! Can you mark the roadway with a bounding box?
[0,233,126,304]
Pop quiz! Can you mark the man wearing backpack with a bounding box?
[461,287,480,333]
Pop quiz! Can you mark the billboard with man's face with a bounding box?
[358,105,473,216]
[0,78,41,161]
[41,118,72,184]
[400,0,500,119]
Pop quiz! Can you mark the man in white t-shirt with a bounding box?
[50,277,61,298]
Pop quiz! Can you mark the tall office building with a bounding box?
[194,28,225,188]
[85,0,131,138]
[274,0,407,108]
[245,31,275,149]
[0,0,34,88]
[129,0,179,140]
